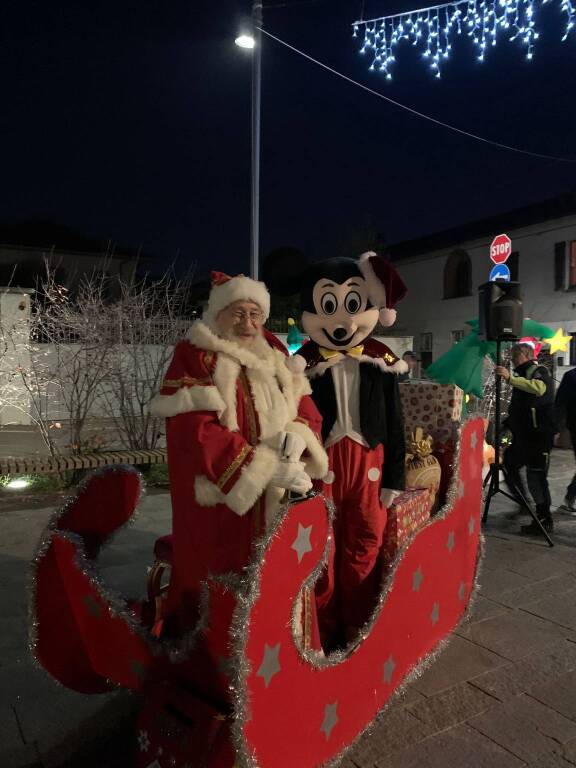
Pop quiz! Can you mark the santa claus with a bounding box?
[149,271,328,632]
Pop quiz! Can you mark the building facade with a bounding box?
[388,193,576,378]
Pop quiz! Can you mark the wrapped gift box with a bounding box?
[381,487,431,566]
[399,380,463,445]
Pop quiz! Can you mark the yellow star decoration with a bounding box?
[545,328,572,354]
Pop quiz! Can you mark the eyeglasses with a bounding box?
[230,310,264,325]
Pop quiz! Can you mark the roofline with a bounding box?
[387,190,576,261]
[0,243,152,260]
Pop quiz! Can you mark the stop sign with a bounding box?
[490,233,512,264]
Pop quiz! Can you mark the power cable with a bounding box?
[259,27,576,164]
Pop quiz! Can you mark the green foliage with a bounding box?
[143,462,170,487]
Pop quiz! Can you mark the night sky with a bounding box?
[2,0,575,277]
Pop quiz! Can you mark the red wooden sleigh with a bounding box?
[30,417,483,767]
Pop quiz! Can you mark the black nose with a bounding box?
[333,327,348,340]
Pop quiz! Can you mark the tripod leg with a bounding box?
[482,466,497,524]
[513,483,554,548]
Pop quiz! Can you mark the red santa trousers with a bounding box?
[317,437,387,631]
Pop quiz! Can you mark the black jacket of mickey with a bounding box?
[296,338,406,493]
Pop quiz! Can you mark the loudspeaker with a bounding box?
[478,280,523,341]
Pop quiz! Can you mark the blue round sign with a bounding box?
[489,263,511,282]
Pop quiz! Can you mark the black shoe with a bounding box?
[521,518,553,535]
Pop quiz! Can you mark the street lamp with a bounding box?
[235,1,263,280]
[235,34,256,49]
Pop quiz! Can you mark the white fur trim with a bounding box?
[187,322,277,373]
[357,355,409,374]
[206,276,270,322]
[358,355,408,373]
[286,420,328,479]
[194,444,279,517]
[286,354,307,374]
[358,251,387,309]
[264,485,285,530]
[212,354,241,431]
[148,385,226,418]
[306,354,344,379]
[379,307,397,327]
[307,352,407,378]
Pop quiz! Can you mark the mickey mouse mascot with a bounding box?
[265,250,408,644]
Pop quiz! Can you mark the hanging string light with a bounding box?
[352,0,575,79]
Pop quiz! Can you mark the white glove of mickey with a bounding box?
[380,488,402,508]
[277,431,307,462]
[269,460,313,495]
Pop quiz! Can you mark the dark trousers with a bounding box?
[504,436,552,515]
[567,428,576,501]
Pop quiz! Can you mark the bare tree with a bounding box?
[31,264,115,453]
[2,256,196,460]
[0,273,63,459]
[98,268,194,451]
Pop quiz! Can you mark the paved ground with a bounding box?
[1,450,575,768]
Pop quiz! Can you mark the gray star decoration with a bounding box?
[383,655,396,684]
[458,480,465,500]
[291,523,313,563]
[137,729,150,753]
[471,431,478,450]
[468,516,476,535]
[458,582,466,601]
[447,531,455,552]
[412,566,424,592]
[320,702,339,740]
[257,643,281,688]
[431,602,440,626]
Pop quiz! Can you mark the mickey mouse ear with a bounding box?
[262,247,309,297]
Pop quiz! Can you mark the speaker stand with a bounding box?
[481,338,554,547]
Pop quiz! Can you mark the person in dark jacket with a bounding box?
[495,342,556,534]
[555,367,576,513]
[397,351,418,383]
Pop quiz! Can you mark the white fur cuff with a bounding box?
[194,443,279,516]
[148,385,226,419]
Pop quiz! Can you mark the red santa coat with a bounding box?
[150,321,328,630]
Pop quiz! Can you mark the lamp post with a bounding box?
[235,1,262,280]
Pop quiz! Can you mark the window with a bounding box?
[420,332,433,351]
[443,250,472,299]
[554,241,576,290]
[555,242,566,290]
[570,335,576,366]
[419,332,433,369]
[570,241,576,288]
[451,330,465,344]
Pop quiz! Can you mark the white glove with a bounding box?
[380,488,402,508]
[269,460,312,494]
[278,431,307,462]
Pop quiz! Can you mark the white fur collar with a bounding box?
[307,353,408,378]
[187,321,277,372]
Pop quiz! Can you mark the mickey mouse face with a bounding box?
[303,275,379,351]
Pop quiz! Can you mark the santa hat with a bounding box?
[358,252,407,327]
[204,271,271,323]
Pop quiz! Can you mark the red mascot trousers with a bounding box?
[317,437,387,632]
